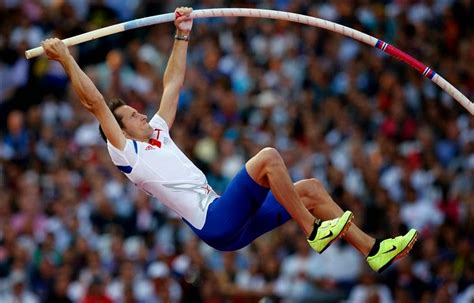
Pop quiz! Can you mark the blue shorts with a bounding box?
[184,167,291,251]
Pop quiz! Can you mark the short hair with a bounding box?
[98,98,127,142]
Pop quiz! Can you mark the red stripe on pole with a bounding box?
[384,45,427,74]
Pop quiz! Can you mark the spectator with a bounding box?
[347,270,394,303]
[400,185,444,233]
[147,261,182,303]
[2,270,39,303]
[43,270,72,303]
[1,110,30,164]
[81,275,112,303]
[106,260,149,303]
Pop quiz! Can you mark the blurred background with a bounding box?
[1,0,474,302]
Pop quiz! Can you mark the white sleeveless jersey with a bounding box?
[107,114,219,229]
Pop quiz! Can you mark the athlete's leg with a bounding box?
[294,178,375,256]
[188,148,351,253]
[245,147,316,236]
[294,178,418,273]
[213,191,291,251]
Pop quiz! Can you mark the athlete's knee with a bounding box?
[297,178,325,200]
[308,178,324,192]
[256,147,284,170]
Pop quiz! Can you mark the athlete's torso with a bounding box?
[107,114,218,229]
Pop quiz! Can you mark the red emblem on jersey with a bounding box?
[148,128,162,148]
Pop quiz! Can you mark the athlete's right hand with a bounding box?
[42,38,70,62]
[174,7,193,35]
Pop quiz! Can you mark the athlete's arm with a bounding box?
[42,38,126,150]
[157,7,193,129]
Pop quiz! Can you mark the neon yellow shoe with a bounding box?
[367,229,418,273]
[307,211,353,253]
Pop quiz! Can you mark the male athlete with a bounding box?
[42,7,417,273]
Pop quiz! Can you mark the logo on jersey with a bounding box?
[145,145,155,151]
[148,128,163,148]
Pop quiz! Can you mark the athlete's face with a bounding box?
[115,105,153,141]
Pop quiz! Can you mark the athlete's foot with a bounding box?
[366,229,418,273]
[307,210,353,254]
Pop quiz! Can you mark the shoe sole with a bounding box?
[319,212,354,254]
[377,230,418,273]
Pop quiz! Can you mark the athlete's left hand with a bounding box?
[174,7,193,35]
[42,38,70,63]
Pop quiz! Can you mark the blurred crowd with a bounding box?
[1,0,474,302]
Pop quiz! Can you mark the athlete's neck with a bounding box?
[125,129,154,143]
